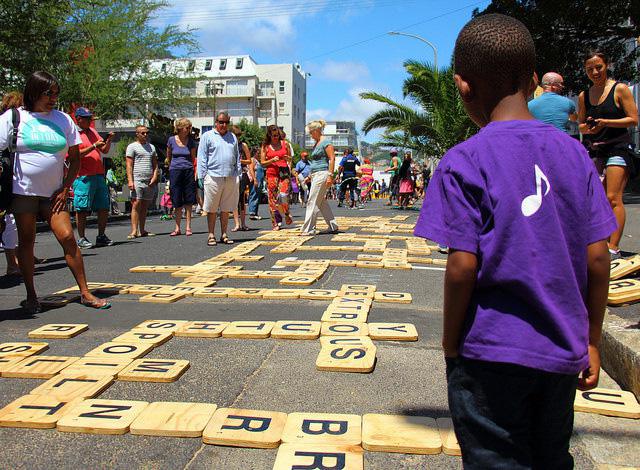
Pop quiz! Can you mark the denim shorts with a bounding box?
[73,175,110,211]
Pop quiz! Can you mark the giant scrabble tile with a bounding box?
[117,359,190,382]
[0,357,25,375]
[299,289,339,300]
[139,292,186,303]
[262,289,302,300]
[3,356,79,379]
[338,284,376,298]
[271,321,321,340]
[574,388,640,418]
[57,399,148,435]
[129,402,217,437]
[59,357,132,377]
[321,309,369,323]
[193,287,236,298]
[436,418,461,456]
[362,414,441,454]
[273,444,364,470]
[316,336,376,373]
[112,331,173,346]
[84,342,154,360]
[127,284,172,295]
[175,321,229,338]
[320,322,369,336]
[374,292,413,304]
[608,279,640,305]
[610,255,640,281]
[203,408,288,448]
[228,288,267,299]
[222,322,275,339]
[37,293,80,307]
[0,342,48,358]
[160,285,200,296]
[279,275,317,286]
[30,374,114,400]
[28,324,88,339]
[0,395,84,429]
[368,323,419,341]
[133,320,189,332]
[281,413,362,445]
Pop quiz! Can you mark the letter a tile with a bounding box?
[117,359,190,383]
[281,413,362,445]
[273,444,363,470]
[202,408,288,448]
[574,388,640,418]
[130,402,217,437]
[0,395,84,429]
[362,414,441,454]
[57,399,149,435]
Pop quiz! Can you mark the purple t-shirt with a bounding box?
[415,120,616,375]
[167,135,195,171]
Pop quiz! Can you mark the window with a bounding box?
[187,60,196,72]
[236,58,244,69]
[279,81,285,93]
[219,59,227,70]
[279,102,285,111]
[205,59,212,71]
[258,81,274,96]
[226,79,249,96]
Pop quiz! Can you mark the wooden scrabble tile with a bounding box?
[59,357,132,377]
[374,292,413,304]
[234,255,264,262]
[133,320,189,332]
[610,255,640,280]
[55,282,114,294]
[321,322,369,336]
[0,356,25,375]
[228,288,267,299]
[608,279,640,297]
[98,283,141,294]
[177,279,218,288]
[160,285,200,296]
[203,408,288,448]
[129,265,157,273]
[574,388,640,418]
[355,261,384,269]
[329,259,357,267]
[281,413,362,445]
[321,309,369,323]
[129,401,217,437]
[271,321,321,340]
[152,265,191,272]
[227,270,262,279]
[127,284,172,295]
[139,292,186,303]
[37,293,80,307]
[280,276,317,286]
[263,289,302,300]
[193,287,236,298]
[117,359,190,382]
[222,322,275,339]
[258,271,291,279]
[407,257,433,264]
[299,289,339,300]
[3,356,79,379]
[0,395,84,429]
[362,414,441,454]
[0,342,48,358]
[338,284,377,297]
[57,399,148,435]
[112,331,173,346]
[175,321,229,338]
[172,268,213,278]
[28,324,88,339]
[331,296,373,309]
[316,336,376,373]
[368,323,418,341]
[84,342,154,359]
[357,254,383,261]
[30,374,114,400]
[436,417,461,456]
[432,258,448,266]
[383,261,412,270]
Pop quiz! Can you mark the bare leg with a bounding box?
[14,213,38,301]
[129,199,139,236]
[97,209,108,236]
[604,165,628,251]
[240,206,246,229]
[76,211,88,238]
[232,209,240,230]
[220,211,229,238]
[174,206,183,233]
[184,205,192,232]
[138,199,149,234]
[5,249,19,275]
[207,211,218,239]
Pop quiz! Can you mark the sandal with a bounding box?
[285,215,293,225]
[20,298,42,314]
[127,233,138,239]
[80,296,111,310]
[207,236,217,246]
[220,234,234,244]
[170,230,182,237]
[241,226,250,231]
[185,229,192,236]
[272,224,280,231]
[231,226,240,232]
[140,231,156,237]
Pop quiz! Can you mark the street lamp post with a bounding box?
[206,81,225,118]
[387,31,438,71]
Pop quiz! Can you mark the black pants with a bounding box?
[338,178,357,205]
[446,357,577,470]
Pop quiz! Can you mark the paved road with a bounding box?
[0,199,638,469]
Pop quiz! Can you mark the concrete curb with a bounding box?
[601,311,640,400]
[35,211,161,233]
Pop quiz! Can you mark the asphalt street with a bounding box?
[0,198,639,469]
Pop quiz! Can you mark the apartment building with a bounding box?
[105,55,308,146]
[304,121,359,154]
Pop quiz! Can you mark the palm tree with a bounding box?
[360,60,476,159]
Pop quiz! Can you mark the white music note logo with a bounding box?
[521,165,551,217]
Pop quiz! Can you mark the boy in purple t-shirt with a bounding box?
[415,14,615,469]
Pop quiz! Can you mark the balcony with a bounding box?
[257,88,275,98]
[259,110,273,119]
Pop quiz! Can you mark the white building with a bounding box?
[106,55,308,147]
[304,121,359,153]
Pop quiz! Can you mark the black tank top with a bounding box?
[583,82,630,146]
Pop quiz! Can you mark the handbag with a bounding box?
[0,108,20,213]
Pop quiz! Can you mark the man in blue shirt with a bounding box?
[197,111,241,245]
[337,148,360,208]
[528,72,577,132]
[294,151,311,207]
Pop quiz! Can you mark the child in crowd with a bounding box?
[160,183,173,220]
[415,14,614,469]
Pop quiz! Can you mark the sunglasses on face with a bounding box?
[42,89,59,98]
[217,120,229,124]
[138,132,149,135]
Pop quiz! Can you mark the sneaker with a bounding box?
[95,234,113,247]
[438,244,449,254]
[337,202,343,207]
[77,237,93,249]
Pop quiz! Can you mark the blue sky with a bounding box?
[157,0,490,142]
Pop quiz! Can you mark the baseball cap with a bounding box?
[301,152,309,157]
[75,107,93,118]
[390,148,398,155]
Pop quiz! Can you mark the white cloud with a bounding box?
[312,60,371,83]
[306,108,332,122]
[333,87,386,134]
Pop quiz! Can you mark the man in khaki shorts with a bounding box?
[197,111,240,246]
[125,125,158,238]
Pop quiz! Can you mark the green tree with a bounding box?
[111,136,134,188]
[236,118,266,151]
[360,61,476,159]
[474,1,639,94]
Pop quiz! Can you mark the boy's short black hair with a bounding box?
[454,14,535,97]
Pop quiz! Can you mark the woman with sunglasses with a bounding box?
[0,71,109,312]
[166,117,196,236]
[260,124,292,230]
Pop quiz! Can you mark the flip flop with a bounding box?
[140,232,156,237]
[185,229,192,236]
[80,296,111,310]
[207,236,217,246]
[231,227,240,232]
[20,299,42,314]
[127,234,138,239]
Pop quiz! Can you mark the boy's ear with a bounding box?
[527,72,539,97]
[454,74,473,103]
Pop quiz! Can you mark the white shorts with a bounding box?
[203,175,239,213]
[1,214,17,250]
